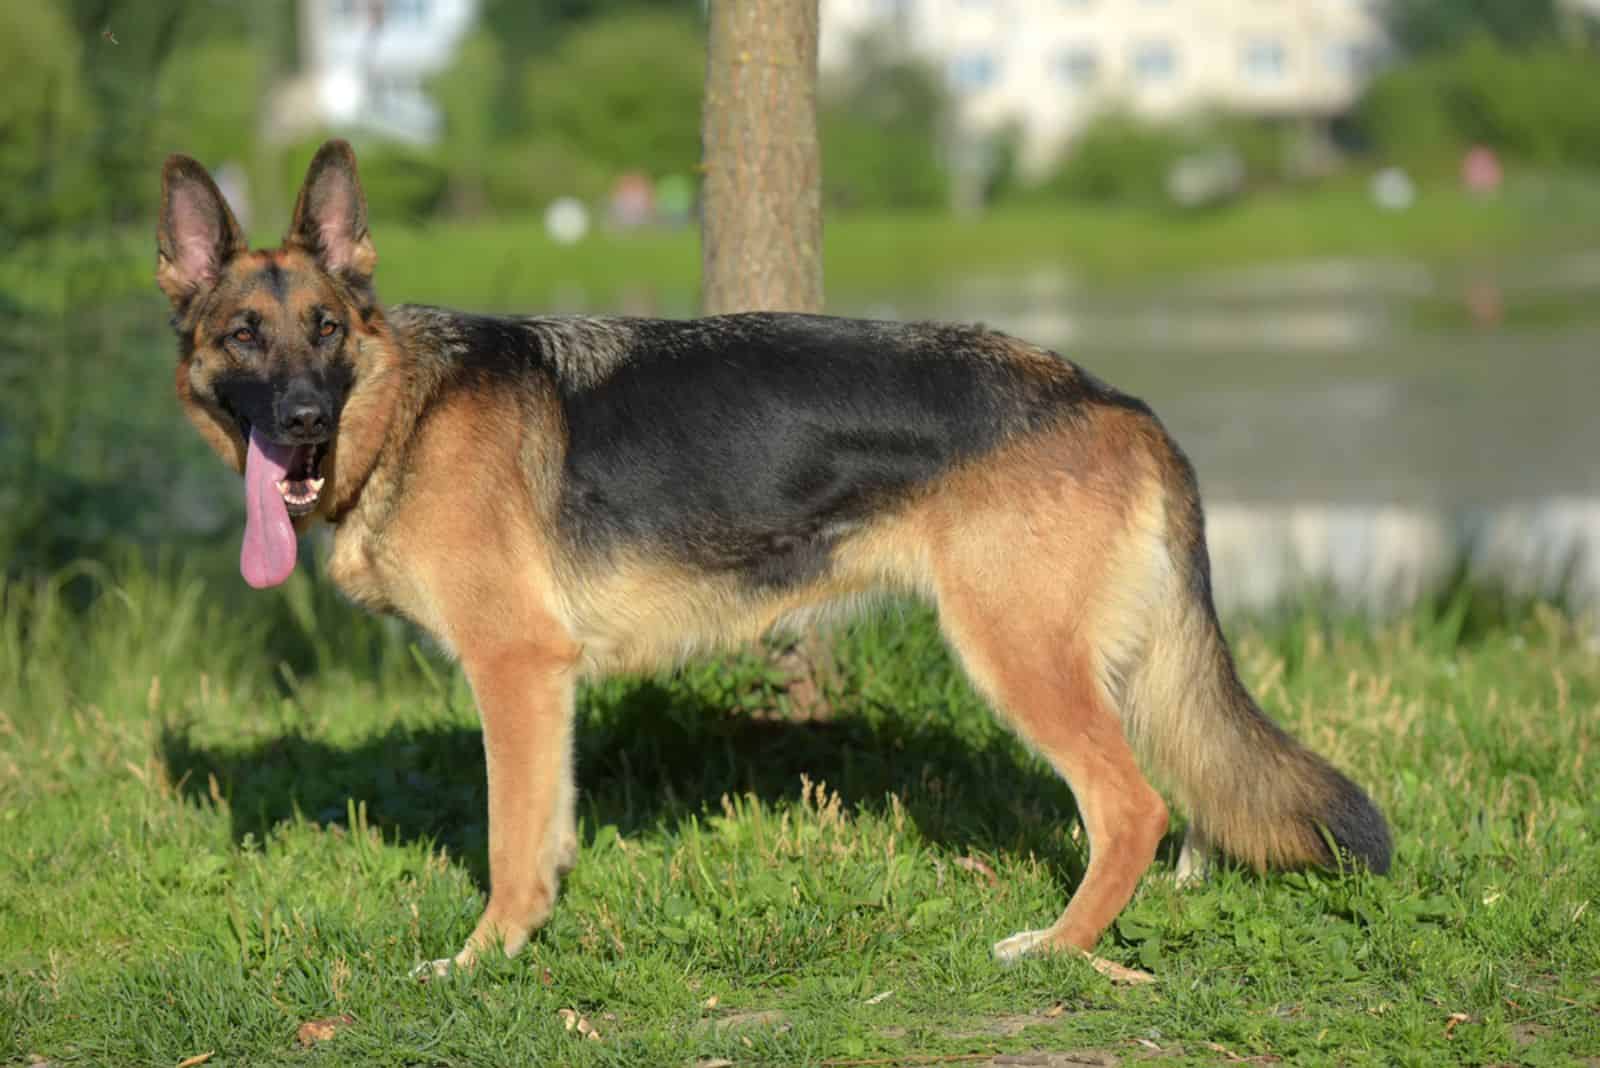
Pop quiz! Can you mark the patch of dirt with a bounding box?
[986,1053,1119,1067]
[949,1005,1075,1040]
[1511,1021,1550,1047]
[965,1016,1058,1039]
[702,1009,790,1034]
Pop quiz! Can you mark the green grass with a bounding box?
[2,555,1597,1066]
[8,172,1600,316]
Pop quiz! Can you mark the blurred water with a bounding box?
[839,254,1600,614]
[57,255,1593,617]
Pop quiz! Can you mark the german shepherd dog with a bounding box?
[159,141,1390,979]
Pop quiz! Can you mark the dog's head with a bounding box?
[159,140,391,588]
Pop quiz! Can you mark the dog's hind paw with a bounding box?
[992,930,1156,985]
[992,928,1051,962]
[1174,825,1214,888]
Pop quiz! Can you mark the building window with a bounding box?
[1324,41,1372,77]
[387,0,428,22]
[1132,42,1178,83]
[950,53,1000,91]
[331,0,428,22]
[1053,47,1099,87]
[1241,38,1287,82]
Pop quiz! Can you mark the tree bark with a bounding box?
[700,0,823,315]
[702,1,829,715]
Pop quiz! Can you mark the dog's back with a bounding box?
[392,307,1147,589]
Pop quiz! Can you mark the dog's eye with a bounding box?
[319,320,339,339]
[232,327,255,344]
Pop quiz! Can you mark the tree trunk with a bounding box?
[701,0,830,715]
[700,0,823,315]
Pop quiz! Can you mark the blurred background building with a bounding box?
[269,0,479,145]
[821,0,1388,173]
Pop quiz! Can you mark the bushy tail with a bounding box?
[1118,464,1391,875]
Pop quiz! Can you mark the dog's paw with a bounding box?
[411,958,456,982]
[992,927,1051,962]
[412,944,481,982]
[992,930,1156,985]
[1174,827,1214,888]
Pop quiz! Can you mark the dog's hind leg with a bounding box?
[919,433,1169,980]
[939,600,1167,980]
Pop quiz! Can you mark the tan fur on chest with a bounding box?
[330,386,573,661]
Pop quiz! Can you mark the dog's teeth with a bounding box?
[309,477,325,492]
[276,479,289,495]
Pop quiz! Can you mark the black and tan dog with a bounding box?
[158,141,1390,979]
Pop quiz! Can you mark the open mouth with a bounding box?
[232,410,330,517]
[277,442,329,516]
[235,415,333,590]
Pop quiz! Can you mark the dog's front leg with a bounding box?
[422,639,578,976]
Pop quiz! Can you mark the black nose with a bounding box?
[284,403,328,438]
[277,388,331,440]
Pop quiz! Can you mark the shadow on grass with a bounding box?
[160,678,1108,894]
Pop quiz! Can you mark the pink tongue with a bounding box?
[241,428,299,589]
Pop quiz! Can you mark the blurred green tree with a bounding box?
[59,0,266,224]
[482,0,700,137]
[0,3,97,239]
[1358,37,1600,171]
[820,37,950,212]
[153,39,264,170]
[1382,0,1576,55]
[521,11,705,179]
[431,31,504,216]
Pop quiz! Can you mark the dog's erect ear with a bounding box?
[286,139,377,282]
[157,155,247,308]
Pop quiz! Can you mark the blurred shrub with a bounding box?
[482,141,612,215]
[360,147,452,223]
[521,11,705,181]
[1038,114,1189,205]
[1205,114,1293,182]
[820,39,950,212]
[434,30,611,213]
[279,140,449,225]
[153,39,263,169]
[1381,0,1572,57]
[1018,111,1324,209]
[0,3,97,239]
[431,31,502,216]
[1354,63,1458,171]
[1359,38,1600,172]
